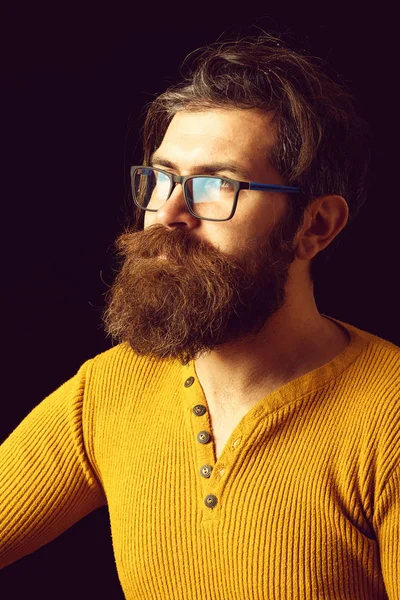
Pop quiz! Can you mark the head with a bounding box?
[104,34,371,364]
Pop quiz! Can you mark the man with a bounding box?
[1,35,399,599]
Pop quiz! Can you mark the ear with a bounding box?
[294,195,349,260]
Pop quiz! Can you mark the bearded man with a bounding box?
[1,35,399,599]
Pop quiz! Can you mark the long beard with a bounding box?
[103,220,297,365]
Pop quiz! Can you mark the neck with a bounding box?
[194,302,349,412]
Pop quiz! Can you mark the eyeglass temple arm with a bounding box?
[242,182,303,194]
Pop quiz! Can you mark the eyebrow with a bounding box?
[149,154,253,181]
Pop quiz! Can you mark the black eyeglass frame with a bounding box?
[130,165,304,222]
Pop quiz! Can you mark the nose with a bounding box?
[146,183,200,230]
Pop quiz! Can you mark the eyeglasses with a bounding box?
[130,166,303,222]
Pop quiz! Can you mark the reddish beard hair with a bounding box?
[103,218,298,365]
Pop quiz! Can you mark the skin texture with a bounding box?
[144,109,350,407]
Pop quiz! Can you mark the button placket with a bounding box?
[188,383,214,469]
[182,369,223,516]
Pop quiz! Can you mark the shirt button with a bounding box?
[204,494,218,508]
[193,404,207,416]
[200,464,213,478]
[184,376,195,388]
[197,431,211,444]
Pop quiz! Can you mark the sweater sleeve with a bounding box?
[0,360,107,570]
[374,466,400,599]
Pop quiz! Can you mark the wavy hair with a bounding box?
[138,34,371,281]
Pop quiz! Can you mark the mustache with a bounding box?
[118,223,207,258]
[115,223,248,271]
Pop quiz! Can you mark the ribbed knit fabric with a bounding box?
[1,315,399,599]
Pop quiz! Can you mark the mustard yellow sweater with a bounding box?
[1,316,399,599]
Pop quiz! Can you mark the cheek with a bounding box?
[203,223,251,257]
[216,218,276,257]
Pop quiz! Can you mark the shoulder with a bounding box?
[89,342,145,374]
[330,316,400,382]
[82,343,179,399]
[347,321,400,380]
[327,319,400,494]
[326,316,400,418]
[339,318,400,438]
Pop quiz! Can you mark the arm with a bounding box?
[0,360,107,569]
[374,466,400,599]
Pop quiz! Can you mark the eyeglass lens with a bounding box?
[133,168,235,219]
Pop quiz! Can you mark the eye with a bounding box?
[219,179,235,192]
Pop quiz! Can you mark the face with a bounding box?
[104,108,302,364]
[144,108,289,254]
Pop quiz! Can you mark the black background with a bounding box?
[1,3,399,598]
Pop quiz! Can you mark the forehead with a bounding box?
[156,108,276,175]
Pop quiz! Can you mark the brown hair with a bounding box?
[139,34,371,281]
